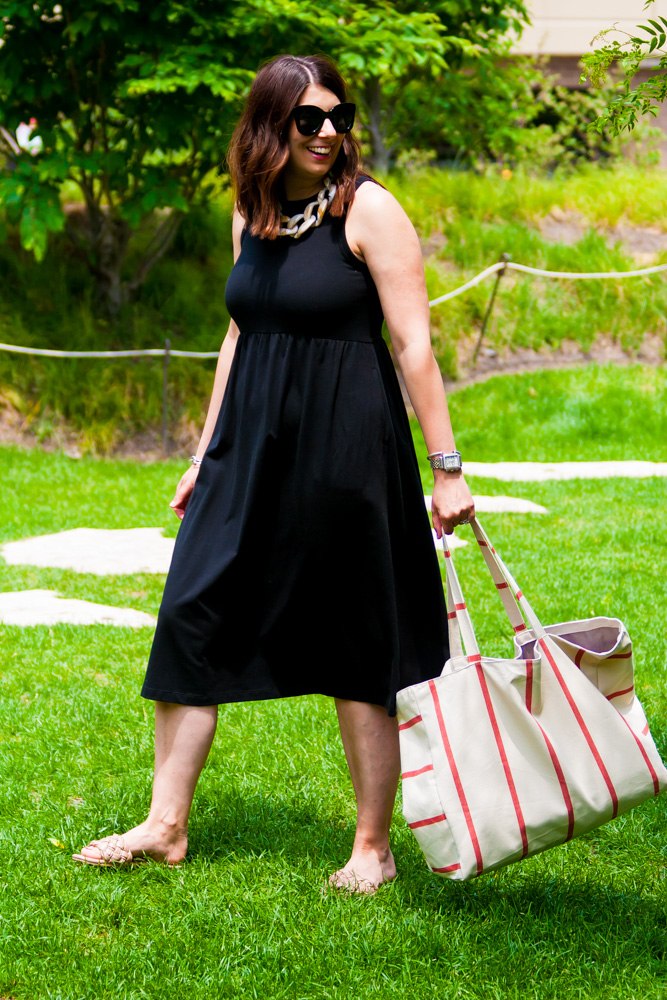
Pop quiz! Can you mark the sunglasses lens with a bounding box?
[294,109,322,135]
[332,105,355,133]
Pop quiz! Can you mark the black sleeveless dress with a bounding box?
[141,179,448,716]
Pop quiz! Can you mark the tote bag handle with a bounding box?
[441,531,480,660]
[441,518,548,663]
[468,518,547,641]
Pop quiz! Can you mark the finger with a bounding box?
[169,491,189,514]
[431,510,442,540]
[170,484,191,508]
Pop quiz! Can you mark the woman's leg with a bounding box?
[331,698,400,892]
[78,702,217,864]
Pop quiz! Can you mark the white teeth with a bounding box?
[309,147,330,154]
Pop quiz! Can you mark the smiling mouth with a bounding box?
[307,146,333,156]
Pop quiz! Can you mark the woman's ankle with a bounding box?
[350,836,392,861]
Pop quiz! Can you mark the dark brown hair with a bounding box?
[227,55,363,239]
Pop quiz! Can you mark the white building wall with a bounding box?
[513,0,655,55]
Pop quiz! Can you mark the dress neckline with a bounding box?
[280,192,320,213]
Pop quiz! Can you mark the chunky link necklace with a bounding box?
[278,175,336,238]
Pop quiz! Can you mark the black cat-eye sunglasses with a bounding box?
[290,103,356,136]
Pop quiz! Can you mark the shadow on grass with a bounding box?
[186,787,356,866]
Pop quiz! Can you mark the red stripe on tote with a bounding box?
[516,590,523,600]
[478,539,489,547]
[539,637,619,818]
[448,611,457,620]
[428,679,484,876]
[575,649,584,669]
[608,651,633,660]
[607,686,634,701]
[409,813,448,829]
[455,603,467,610]
[618,715,661,796]
[525,659,533,713]
[513,623,528,634]
[401,764,434,779]
[475,664,529,859]
[533,719,575,840]
[642,722,650,737]
[398,714,422,731]
[432,863,461,874]
[467,654,482,664]
[496,582,509,590]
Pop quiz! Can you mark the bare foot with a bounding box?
[328,846,397,895]
[74,819,188,866]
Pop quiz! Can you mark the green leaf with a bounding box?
[19,206,48,262]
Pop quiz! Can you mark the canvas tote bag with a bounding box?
[397,517,667,881]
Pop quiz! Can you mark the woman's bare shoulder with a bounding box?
[351,179,404,217]
[348,179,414,248]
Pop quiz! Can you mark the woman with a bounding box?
[73,54,474,892]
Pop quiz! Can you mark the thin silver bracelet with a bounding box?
[190,455,202,467]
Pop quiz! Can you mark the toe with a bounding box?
[72,844,104,864]
[328,868,378,894]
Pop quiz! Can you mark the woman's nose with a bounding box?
[318,118,337,138]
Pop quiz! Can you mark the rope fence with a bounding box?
[2,256,666,453]
[426,258,667,307]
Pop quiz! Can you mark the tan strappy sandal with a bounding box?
[72,833,143,867]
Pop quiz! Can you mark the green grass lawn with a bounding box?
[1,367,666,1000]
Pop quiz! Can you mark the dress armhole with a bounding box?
[340,176,377,272]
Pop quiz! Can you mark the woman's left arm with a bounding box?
[346,182,474,538]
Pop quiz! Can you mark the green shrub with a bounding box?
[2,166,666,450]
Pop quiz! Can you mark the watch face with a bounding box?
[444,454,461,471]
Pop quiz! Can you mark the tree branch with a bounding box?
[0,126,20,157]
[126,209,184,296]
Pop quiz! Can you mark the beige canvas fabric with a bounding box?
[397,518,667,881]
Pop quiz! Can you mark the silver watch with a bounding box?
[428,450,462,472]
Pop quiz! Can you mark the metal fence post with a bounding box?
[472,253,509,366]
[162,338,170,457]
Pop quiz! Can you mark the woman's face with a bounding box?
[284,83,346,191]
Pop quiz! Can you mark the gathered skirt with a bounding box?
[141,329,449,716]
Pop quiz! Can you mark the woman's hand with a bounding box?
[430,473,475,539]
[169,465,200,521]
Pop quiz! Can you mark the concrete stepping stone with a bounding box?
[1,527,174,575]
[463,461,667,482]
[0,589,156,627]
[1,496,548,578]
[424,494,548,549]
[424,495,548,515]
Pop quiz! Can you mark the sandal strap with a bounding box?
[89,834,133,864]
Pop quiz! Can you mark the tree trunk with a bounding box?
[363,76,391,173]
[93,214,133,318]
[65,205,183,321]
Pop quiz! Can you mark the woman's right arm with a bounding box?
[170,208,245,520]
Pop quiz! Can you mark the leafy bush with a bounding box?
[394,62,658,172]
[2,165,666,450]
